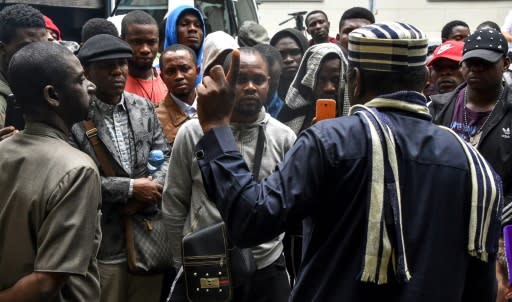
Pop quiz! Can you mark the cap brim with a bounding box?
[84,52,133,63]
[462,49,503,63]
[427,55,460,67]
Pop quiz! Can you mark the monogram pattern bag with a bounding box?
[82,120,173,274]
[125,206,174,274]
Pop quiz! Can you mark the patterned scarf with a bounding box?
[351,91,502,284]
[283,43,349,134]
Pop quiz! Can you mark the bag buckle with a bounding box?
[85,127,98,139]
[200,277,220,289]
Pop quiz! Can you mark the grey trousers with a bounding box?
[99,262,163,302]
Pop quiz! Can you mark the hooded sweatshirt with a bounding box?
[270,28,309,101]
[201,31,238,78]
[164,5,206,86]
[278,43,348,134]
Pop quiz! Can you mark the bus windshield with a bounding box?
[115,0,258,36]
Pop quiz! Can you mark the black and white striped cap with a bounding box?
[348,22,428,72]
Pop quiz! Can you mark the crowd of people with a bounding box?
[0,2,512,302]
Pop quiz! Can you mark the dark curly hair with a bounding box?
[339,7,375,31]
[0,4,45,43]
[441,20,469,41]
[121,10,157,39]
[81,18,119,43]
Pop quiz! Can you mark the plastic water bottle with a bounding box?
[147,150,164,175]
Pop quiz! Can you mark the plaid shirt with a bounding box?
[95,95,136,175]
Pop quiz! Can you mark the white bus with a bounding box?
[1,0,260,41]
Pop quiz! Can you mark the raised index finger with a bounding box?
[226,49,240,87]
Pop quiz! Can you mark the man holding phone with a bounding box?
[278,43,347,134]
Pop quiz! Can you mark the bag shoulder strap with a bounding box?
[252,126,265,180]
[82,120,116,177]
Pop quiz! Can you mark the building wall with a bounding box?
[258,0,511,42]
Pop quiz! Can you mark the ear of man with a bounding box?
[503,57,511,71]
[43,85,60,107]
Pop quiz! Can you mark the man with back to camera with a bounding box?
[191,22,502,301]
[0,41,102,302]
[121,10,168,106]
[71,34,170,302]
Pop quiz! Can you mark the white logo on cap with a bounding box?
[437,44,454,55]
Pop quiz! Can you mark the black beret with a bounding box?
[77,34,132,64]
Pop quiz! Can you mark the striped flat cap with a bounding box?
[348,22,428,72]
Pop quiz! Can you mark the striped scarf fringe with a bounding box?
[440,125,503,261]
[351,105,411,284]
[351,98,502,284]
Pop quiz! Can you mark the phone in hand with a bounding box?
[315,99,336,122]
[4,94,24,129]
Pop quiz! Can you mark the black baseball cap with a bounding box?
[462,28,508,63]
[77,34,133,64]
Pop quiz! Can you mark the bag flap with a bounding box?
[183,222,227,257]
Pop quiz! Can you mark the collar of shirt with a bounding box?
[171,92,197,118]
[23,121,69,140]
[95,94,127,115]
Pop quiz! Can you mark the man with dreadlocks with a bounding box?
[191,22,503,301]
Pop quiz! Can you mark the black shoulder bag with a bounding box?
[182,126,265,302]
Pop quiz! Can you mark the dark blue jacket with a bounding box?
[196,101,500,301]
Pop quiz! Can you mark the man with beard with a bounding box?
[0,41,102,302]
[427,40,464,95]
[429,28,512,225]
[71,34,170,302]
[270,28,309,102]
[163,47,295,302]
[122,10,167,106]
[305,10,337,46]
[156,44,198,145]
[164,5,205,86]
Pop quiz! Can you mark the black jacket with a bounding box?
[429,83,512,205]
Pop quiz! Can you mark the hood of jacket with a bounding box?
[201,31,238,78]
[164,5,206,85]
[270,28,309,54]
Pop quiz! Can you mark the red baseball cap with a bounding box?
[427,40,464,67]
[43,15,61,41]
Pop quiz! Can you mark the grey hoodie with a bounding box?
[163,112,296,269]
